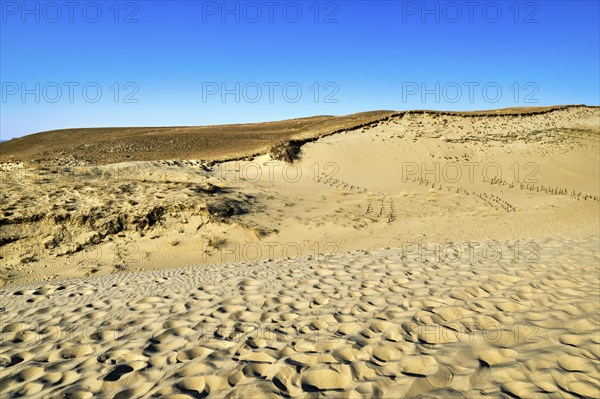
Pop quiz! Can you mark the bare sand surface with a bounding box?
[0,237,598,398]
[0,105,599,398]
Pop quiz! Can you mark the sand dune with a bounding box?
[1,105,598,286]
[0,105,599,398]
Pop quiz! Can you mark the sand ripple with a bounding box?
[0,237,598,398]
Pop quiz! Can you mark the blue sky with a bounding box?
[1,0,599,139]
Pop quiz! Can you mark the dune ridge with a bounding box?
[1,105,596,166]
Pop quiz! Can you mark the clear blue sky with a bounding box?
[1,0,599,139]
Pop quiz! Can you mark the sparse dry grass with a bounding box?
[207,235,226,250]
[0,111,396,165]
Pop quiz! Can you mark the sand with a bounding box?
[1,105,598,286]
[0,105,599,398]
[1,238,598,398]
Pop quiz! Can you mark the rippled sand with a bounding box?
[1,237,598,398]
